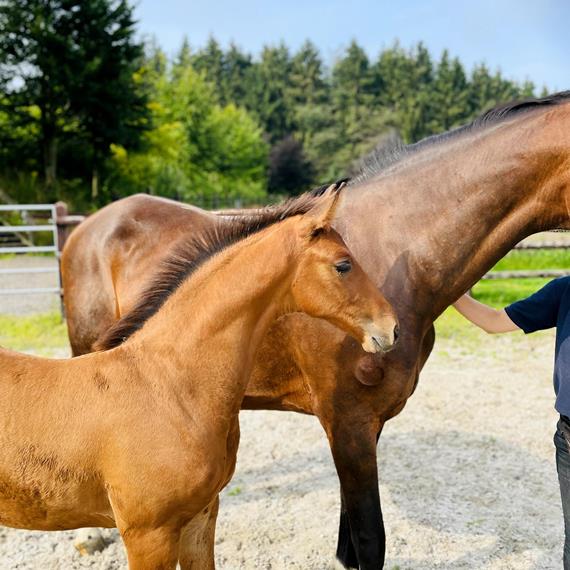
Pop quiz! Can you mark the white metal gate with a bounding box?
[0,204,62,303]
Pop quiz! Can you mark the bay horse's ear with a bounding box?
[305,182,345,238]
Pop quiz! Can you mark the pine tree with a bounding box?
[224,43,252,108]
[108,62,268,203]
[469,63,495,115]
[375,42,434,142]
[288,39,328,174]
[248,43,294,143]
[331,40,375,115]
[67,0,149,201]
[289,40,327,107]
[520,80,536,98]
[144,39,168,84]
[0,0,148,202]
[175,37,192,70]
[192,36,226,104]
[311,40,395,177]
[0,0,76,195]
[431,50,469,132]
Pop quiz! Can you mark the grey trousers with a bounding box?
[555,417,570,569]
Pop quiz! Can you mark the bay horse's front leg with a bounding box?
[178,496,219,570]
[337,490,359,568]
[328,423,385,570]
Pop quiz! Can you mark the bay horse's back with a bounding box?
[61,194,217,355]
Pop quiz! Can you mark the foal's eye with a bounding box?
[335,260,352,275]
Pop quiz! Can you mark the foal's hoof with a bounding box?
[74,527,106,555]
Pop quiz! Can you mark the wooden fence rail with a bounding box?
[482,269,570,280]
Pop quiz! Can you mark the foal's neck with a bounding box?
[124,222,297,413]
[343,106,570,320]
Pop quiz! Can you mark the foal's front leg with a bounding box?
[121,525,181,570]
[178,496,220,570]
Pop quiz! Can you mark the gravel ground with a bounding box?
[0,327,563,569]
[0,256,61,315]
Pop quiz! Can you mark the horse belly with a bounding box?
[0,471,115,531]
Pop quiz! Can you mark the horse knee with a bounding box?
[122,526,180,570]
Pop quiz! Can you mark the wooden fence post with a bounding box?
[54,201,68,253]
[53,201,86,319]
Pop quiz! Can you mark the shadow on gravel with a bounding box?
[380,429,562,569]
[222,424,562,569]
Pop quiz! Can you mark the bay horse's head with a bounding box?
[289,188,399,353]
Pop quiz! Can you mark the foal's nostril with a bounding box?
[393,324,400,343]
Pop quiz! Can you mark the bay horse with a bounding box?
[0,190,398,569]
[62,92,570,568]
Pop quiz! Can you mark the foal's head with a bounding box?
[288,190,399,353]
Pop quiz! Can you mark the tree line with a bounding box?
[0,0,544,210]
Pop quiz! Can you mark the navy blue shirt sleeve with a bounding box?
[505,278,567,333]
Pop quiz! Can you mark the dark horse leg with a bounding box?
[332,427,385,569]
[336,493,359,568]
[337,487,385,569]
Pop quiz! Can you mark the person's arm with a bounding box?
[453,294,520,334]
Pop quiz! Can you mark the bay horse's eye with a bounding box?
[335,260,352,275]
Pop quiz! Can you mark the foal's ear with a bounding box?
[305,184,344,238]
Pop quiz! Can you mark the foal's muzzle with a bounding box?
[361,321,399,353]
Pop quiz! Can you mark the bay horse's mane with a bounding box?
[95,180,348,351]
[352,90,570,184]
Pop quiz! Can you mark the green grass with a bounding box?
[0,251,55,260]
[435,307,482,344]
[472,277,551,307]
[0,311,68,356]
[491,249,570,271]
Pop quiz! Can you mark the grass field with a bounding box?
[491,249,570,271]
[0,312,68,355]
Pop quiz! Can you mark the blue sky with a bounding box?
[135,0,569,91]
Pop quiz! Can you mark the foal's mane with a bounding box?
[352,90,570,184]
[96,181,348,351]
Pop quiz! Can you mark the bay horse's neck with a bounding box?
[341,106,570,322]
[122,224,296,417]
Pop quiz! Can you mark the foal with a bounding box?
[0,190,398,569]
